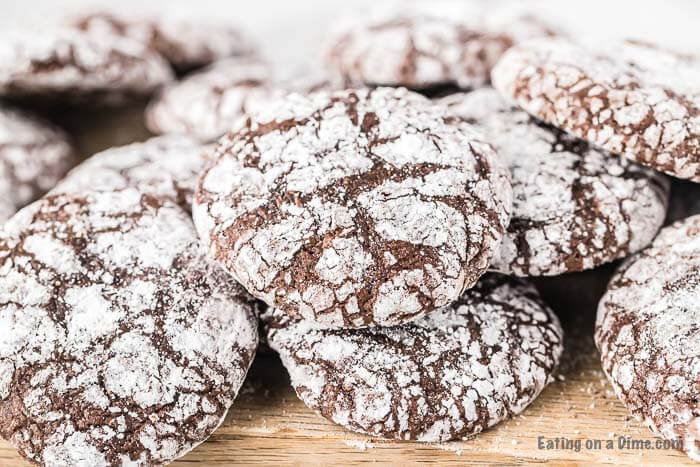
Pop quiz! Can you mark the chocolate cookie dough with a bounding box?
[596,215,700,461]
[265,274,563,441]
[441,88,669,276]
[193,87,513,329]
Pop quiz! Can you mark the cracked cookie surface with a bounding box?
[441,88,669,276]
[492,38,700,181]
[0,26,173,102]
[146,58,331,142]
[325,4,555,90]
[596,215,700,461]
[264,274,563,441]
[52,135,209,212]
[71,12,255,73]
[0,107,76,224]
[193,87,512,329]
[0,188,258,466]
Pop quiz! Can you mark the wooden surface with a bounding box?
[0,105,696,466]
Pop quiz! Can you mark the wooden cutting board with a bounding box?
[0,105,695,466]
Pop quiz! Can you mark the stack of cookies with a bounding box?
[0,1,698,465]
[0,13,263,467]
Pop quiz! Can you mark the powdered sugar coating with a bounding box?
[0,26,173,101]
[0,188,258,466]
[596,215,700,461]
[71,11,255,73]
[194,87,512,329]
[265,274,563,441]
[146,58,332,142]
[441,89,669,276]
[0,107,75,223]
[52,135,209,212]
[325,3,555,90]
[492,38,700,181]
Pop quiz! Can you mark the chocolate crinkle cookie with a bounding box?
[596,215,700,461]
[492,38,700,181]
[70,11,256,73]
[264,274,564,442]
[145,57,332,142]
[193,87,513,329]
[0,188,259,466]
[52,135,210,212]
[0,107,76,223]
[0,25,173,102]
[441,88,669,276]
[324,2,556,90]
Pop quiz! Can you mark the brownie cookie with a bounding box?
[596,215,700,461]
[441,89,669,276]
[193,87,512,329]
[0,107,76,223]
[0,188,259,466]
[0,26,173,102]
[53,135,209,212]
[146,58,331,142]
[492,38,700,181]
[264,274,563,441]
[72,12,255,73]
[325,4,555,90]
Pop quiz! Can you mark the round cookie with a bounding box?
[324,3,555,90]
[441,89,669,276]
[193,87,513,329]
[596,215,700,461]
[0,26,173,102]
[145,58,330,142]
[492,38,700,181]
[0,188,259,466]
[71,12,255,73]
[0,107,76,223]
[52,135,209,211]
[264,274,564,441]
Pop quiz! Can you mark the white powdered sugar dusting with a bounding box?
[0,107,76,223]
[146,57,273,142]
[441,88,669,276]
[69,11,255,72]
[324,1,556,89]
[343,439,374,451]
[146,57,332,142]
[596,215,700,461]
[194,86,513,329]
[0,25,173,100]
[52,135,209,211]
[492,37,700,181]
[265,274,563,441]
[0,188,258,466]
